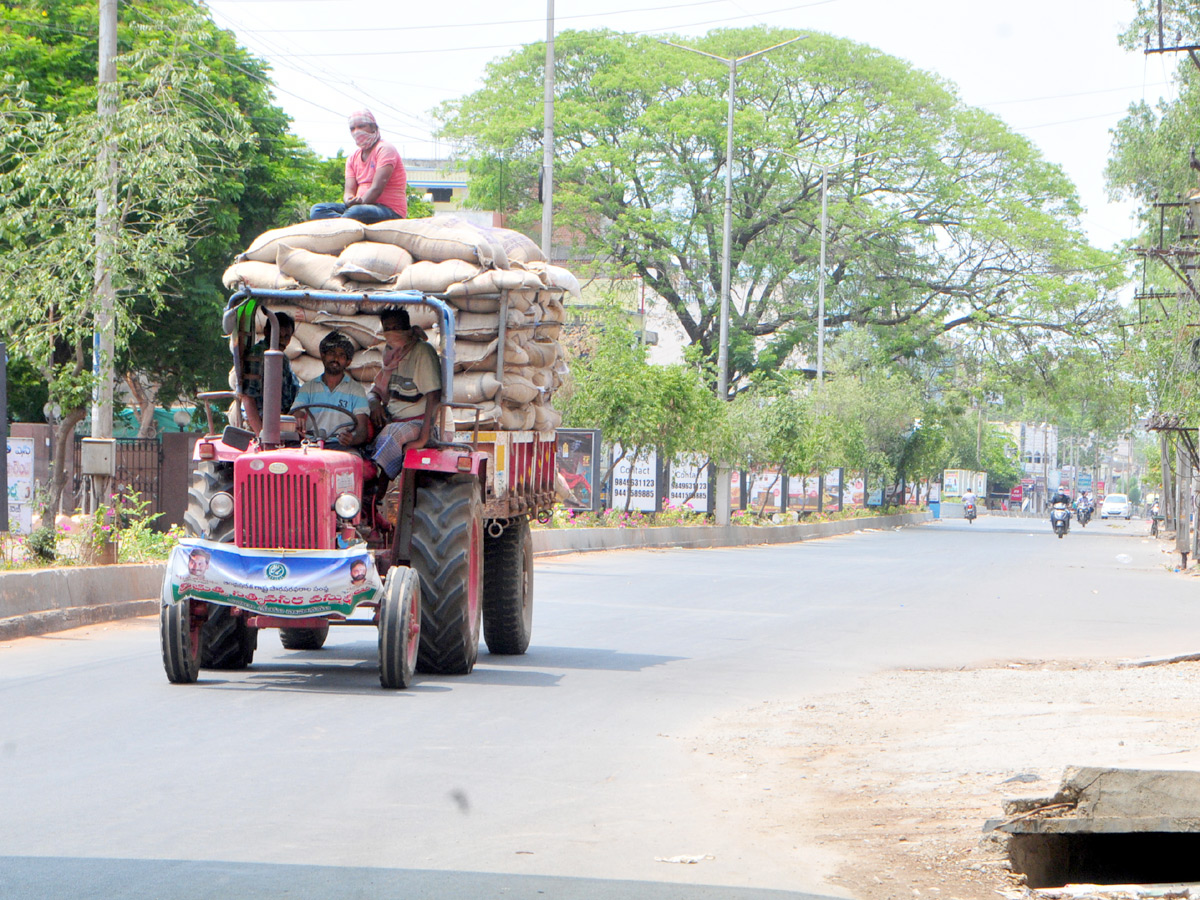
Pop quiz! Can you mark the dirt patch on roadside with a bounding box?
[693,659,1200,899]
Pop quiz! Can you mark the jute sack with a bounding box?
[533,403,562,433]
[291,353,324,383]
[532,292,567,323]
[287,295,362,316]
[502,288,537,312]
[453,372,502,404]
[499,373,540,405]
[443,267,544,298]
[223,261,301,291]
[349,347,383,383]
[523,337,561,368]
[446,295,502,314]
[451,400,500,426]
[499,402,536,431]
[479,226,545,264]
[455,308,528,342]
[392,260,481,293]
[241,219,365,263]
[256,305,317,326]
[453,337,531,372]
[308,314,380,350]
[336,241,413,282]
[293,322,333,356]
[277,243,352,292]
[527,262,582,298]
[365,218,501,268]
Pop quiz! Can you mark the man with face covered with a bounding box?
[309,109,407,224]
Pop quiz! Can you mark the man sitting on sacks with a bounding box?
[291,331,370,450]
[367,308,442,480]
[241,312,300,435]
[309,109,407,225]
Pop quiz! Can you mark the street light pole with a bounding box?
[817,164,827,384]
[661,36,804,525]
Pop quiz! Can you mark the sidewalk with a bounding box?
[0,511,931,640]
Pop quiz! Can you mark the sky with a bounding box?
[204,0,1180,249]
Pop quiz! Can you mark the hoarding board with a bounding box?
[6,436,34,534]
[611,445,658,512]
[667,455,711,512]
[556,429,601,511]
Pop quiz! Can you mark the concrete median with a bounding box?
[0,511,931,640]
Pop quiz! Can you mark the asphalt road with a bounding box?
[0,513,1187,900]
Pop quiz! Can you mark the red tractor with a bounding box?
[160,289,556,688]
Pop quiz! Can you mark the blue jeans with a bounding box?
[309,202,399,224]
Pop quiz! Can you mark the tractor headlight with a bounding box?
[334,492,361,519]
[209,492,234,519]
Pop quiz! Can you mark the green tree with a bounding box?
[439,26,1122,393]
[561,304,722,508]
[0,0,330,419]
[0,50,251,512]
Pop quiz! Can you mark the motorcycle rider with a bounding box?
[961,487,977,519]
[1049,486,1072,536]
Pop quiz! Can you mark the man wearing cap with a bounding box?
[367,308,442,478]
[309,109,408,224]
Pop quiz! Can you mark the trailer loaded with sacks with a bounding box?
[160,217,571,688]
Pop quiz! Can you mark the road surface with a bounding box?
[0,514,1185,899]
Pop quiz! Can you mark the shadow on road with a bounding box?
[0,856,839,900]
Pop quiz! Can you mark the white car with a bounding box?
[1100,493,1131,519]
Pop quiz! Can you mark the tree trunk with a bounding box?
[124,373,158,439]
[42,406,86,521]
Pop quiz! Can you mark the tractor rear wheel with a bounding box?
[411,476,483,675]
[184,462,258,670]
[280,625,330,651]
[379,566,421,688]
[482,516,533,655]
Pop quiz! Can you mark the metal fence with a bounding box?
[72,437,165,526]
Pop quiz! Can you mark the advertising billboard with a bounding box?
[611,445,659,512]
[668,454,711,513]
[6,436,34,534]
[556,429,601,512]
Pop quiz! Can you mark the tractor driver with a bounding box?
[291,331,370,449]
[367,308,442,479]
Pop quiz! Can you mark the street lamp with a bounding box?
[759,147,875,383]
[661,35,805,525]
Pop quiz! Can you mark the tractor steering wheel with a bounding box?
[291,403,360,443]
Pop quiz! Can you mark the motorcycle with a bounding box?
[1076,504,1092,528]
[1050,501,1072,539]
[964,497,977,523]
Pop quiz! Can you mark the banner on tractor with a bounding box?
[164,538,382,617]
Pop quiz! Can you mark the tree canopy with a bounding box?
[439,26,1124,394]
[0,0,332,412]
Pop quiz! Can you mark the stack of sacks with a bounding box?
[224,216,578,434]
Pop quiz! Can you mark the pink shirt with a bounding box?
[347,140,407,217]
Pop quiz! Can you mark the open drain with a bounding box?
[989,767,1200,890]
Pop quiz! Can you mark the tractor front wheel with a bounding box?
[161,585,203,684]
[482,516,533,655]
[379,567,421,689]
[411,476,483,675]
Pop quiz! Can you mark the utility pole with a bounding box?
[540,0,555,262]
[90,0,118,511]
[660,35,804,525]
